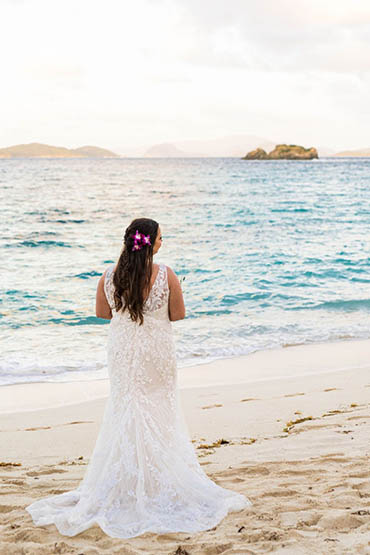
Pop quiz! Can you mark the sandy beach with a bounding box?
[1,338,370,554]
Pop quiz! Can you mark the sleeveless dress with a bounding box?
[25,262,252,538]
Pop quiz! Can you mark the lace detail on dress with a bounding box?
[25,261,252,538]
[103,263,168,315]
[144,263,168,313]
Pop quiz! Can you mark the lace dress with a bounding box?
[25,263,252,538]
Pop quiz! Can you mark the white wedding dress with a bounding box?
[26,263,252,538]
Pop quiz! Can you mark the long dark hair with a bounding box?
[113,218,159,325]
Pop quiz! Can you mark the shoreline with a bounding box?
[2,335,369,467]
[2,334,369,381]
[2,336,370,415]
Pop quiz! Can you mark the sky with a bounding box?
[1,0,369,152]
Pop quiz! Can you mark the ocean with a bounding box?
[1,156,370,386]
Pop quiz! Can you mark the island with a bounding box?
[334,148,370,157]
[242,144,318,160]
[0,143,119,158]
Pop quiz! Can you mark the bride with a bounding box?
[26,217,252,538]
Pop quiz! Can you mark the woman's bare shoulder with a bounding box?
[165,266,181,285]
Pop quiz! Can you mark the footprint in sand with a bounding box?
[24,426,51,431]
[317,511,363,531]
[0,504,22,513]
[3,479,25,486]
[322,409,349,417]
[261,488,299,497]
[323,387,340,392]
[64,420,94,425]
[319,455,349,463]
[241,466,270,476]
[47,489,68,494]
[348,471,369,478]
[26,468,68,476]
[347,415,370,420]
[24,421,93,432]
[277,468,322,476]
[13,528,47,543]
[312,452,344,460]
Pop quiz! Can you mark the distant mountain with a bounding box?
[0,142,119,158]
[144,142,192,157]
[333,148,370,157]
[138,134,277,158]
[72,145,119,157]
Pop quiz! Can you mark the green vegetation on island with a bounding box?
[242,144,318,160]
[0,143,119,158]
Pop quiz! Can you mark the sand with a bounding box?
[1,338,370,554]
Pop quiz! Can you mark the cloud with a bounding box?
[173,0,370,73]
[0,0,369,149]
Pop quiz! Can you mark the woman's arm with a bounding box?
[95,270,112,320]
[167,266,185,321]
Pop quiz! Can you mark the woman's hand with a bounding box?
[167,267,185,321]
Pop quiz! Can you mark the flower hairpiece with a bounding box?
[131,230,151,251]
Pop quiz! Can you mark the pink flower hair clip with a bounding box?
[131,230,151,251]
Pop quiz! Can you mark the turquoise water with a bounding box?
[1,157,370,385]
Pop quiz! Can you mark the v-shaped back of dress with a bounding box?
[104,262,169,320]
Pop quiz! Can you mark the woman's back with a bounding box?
[104,262,170,319]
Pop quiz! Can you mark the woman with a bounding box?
[26,217,252,538]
